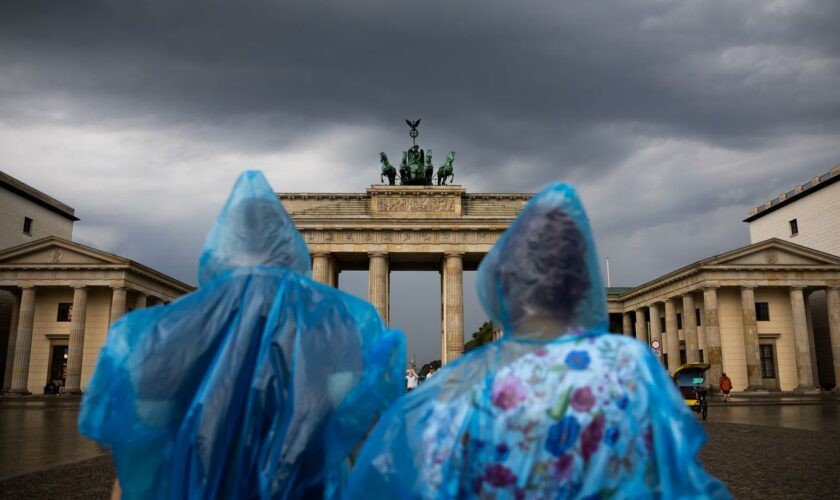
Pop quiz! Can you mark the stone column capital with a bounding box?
[71,283,87,290]
[311,252,331,258]
[663,298,675,304]
[701,282,720,290]
[367,251,388,258]
[110,285,127,290]
[443,251,465,259]
[18,284,35,290]
[790,285,805,292]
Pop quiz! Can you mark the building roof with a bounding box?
[744,164,840,222]
[0,236,194,295]
[0,171,79,221]
[606,238,840,302]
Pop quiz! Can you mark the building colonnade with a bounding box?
[3,284,162,395]
[620,284,840,392]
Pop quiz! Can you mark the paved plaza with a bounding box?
[1,396,839,499]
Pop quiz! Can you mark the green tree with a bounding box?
[464,320,496,353]
[419,359,441,377]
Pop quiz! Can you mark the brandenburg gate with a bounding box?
[278,185,530,363]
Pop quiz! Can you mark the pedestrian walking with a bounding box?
[719,372,733,402]
[78,171,406,499]
[406,368,419,391]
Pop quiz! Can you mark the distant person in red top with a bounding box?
[719,373,733,402]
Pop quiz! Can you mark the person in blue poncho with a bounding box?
[346,183,730,499]
[78,171,405,499]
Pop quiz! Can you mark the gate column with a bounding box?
[312,253,332,285]
[368,252,390,325]
[442,252,464,364]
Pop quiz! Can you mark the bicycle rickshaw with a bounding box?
[672,362,711,420]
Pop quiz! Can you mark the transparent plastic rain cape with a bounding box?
[346,184,729,499]
[79,171,405,499]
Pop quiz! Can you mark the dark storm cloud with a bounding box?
[2,0,838,183]
[1,1,839,365]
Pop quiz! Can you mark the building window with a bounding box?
[699,349,704,362]
[57,303,73,322]
[695,308,702,326]
[789,219,798,236]
[755,302,770,321]
[676,313,683,330]
[659,317,666,333]
[663,353,669,369]
[679,348,687,365]
[760,344,776,378]
[23,217,33,235]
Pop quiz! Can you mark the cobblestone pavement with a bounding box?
[700,422,840,499]
[1,398,839,498]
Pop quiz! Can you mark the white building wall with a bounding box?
[0,188,74,250]
[80,288,112,390]
[719,288,749,391]
[754,288,797,391]
[749,180,840,256]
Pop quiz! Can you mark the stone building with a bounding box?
[608,166,840,392]
[280,184,531,365]
[606,238,840,392]
[0,172,192,395]
[743,165,840,390]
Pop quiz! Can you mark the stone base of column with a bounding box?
[3,390,31,396]
[793,385,821,394]
[67,389,83,396]
[742,385,769,393]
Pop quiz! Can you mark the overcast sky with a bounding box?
[2,1,839,366]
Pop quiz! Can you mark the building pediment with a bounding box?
[0,237,128,267]
[708,239,840,267]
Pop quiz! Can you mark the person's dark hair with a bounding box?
[499,206,591,324]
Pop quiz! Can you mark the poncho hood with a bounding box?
[476,183,607,335]
[197,170,311,286]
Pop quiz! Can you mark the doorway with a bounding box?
[758,341,780,391]
[48,344,68,388]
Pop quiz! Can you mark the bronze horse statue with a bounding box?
[380,152,397,185]
[436,151,455,185]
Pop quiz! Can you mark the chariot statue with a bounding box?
[377,119,455,186]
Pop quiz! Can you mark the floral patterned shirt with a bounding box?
[347,331,728,500]
[417,333,659,499]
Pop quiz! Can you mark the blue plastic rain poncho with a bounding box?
[79,171,405,499]
[346,184,729,499]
